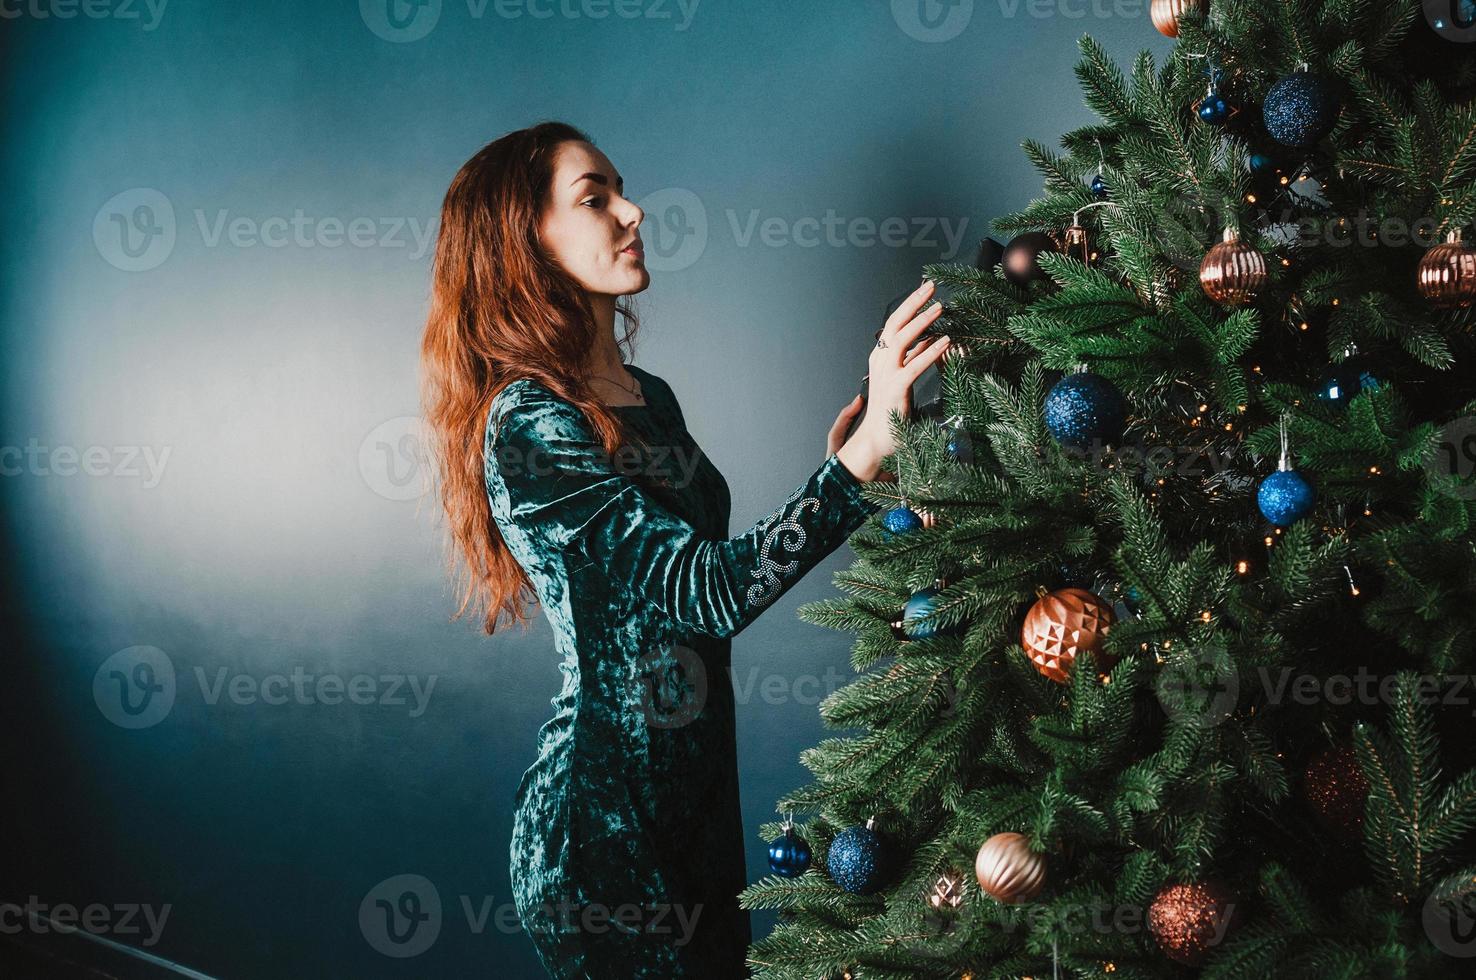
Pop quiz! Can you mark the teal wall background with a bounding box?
[0,1,1169,976]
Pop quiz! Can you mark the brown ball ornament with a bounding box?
[1021,587,1118,684]
[1303,744,1370,840]
[1200,228,1268,306]
[1417,229,1476,309]
[1002,231,1059,286]
[1147,880,1239,966]
[974,832,1046,904]
[1151,0,1207,37]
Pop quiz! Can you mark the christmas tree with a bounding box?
[740,3,1476,976]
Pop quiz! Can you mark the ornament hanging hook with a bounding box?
[1278,413,1292,471]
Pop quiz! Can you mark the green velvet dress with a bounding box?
[484,364,880,978]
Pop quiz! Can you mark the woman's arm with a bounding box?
[486,381,883,640]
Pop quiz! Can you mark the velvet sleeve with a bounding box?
[486,381,882,640]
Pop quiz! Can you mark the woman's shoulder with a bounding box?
[486,377,588,446]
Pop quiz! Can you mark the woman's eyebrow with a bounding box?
[569,172,624,189]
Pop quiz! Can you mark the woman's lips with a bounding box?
[621,242,644,257]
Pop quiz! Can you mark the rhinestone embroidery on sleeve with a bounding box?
[747,487,822,607]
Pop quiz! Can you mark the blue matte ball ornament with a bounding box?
[1045,372,1127,449]
[827,823,887,895]
[944,424,975,463]
[1263,72,1341,148]
[902,586,965,640]
[768,827,812,878]
[1249,151,1278,175]
[881,505,924,537]
[1257,469,1316,526]
[1317,363,1381,404]
[1198,92,1233,126]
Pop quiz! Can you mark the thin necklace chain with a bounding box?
[591,366,644,402]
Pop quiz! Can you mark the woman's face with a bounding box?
[539,140,649,298]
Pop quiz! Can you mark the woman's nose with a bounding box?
[614,196,643,226]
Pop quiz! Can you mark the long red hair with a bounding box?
[419,121,643,635]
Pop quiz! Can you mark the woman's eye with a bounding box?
[582,198,603,208]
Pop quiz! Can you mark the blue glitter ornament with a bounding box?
[1258,470,1316,526]
[1263,71,1341,148]
[902,585,965,639]
[1090,174,1109,200]
[1197,91,1233,126]
[768,821,812,878]
[1045,370,1127,449]
[881,505,924,537]
[827,820,887,894]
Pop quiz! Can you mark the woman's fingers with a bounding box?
[904,335,951,381]
[882,279,936,337]
[826,394,864,455]
[890,299,945,359]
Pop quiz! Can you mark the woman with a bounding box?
[420,121,951,978]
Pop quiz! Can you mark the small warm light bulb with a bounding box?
[1236,560,1250,575]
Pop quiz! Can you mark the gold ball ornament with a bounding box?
[1151,0,1207,37]
[1200,228,1268,306]
[1021,587,1118,684]
[974,832,1046,904]
[1417,229,1476,309]
[1147,880,1239,966]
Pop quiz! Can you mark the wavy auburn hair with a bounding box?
[420,121,645,635]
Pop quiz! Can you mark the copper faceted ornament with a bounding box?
[1200,228,1268,306]
[1151,0,1207,37]
[1021,587,1118,684]
[1417,229,1476,309]
[974,832,1046,904]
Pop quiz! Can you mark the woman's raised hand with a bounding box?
[835,280,951,483]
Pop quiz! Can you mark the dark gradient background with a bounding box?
[0,1,1167,976]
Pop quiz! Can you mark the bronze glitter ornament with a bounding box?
[1200,227,1268,306]
[974,832,1046,904]
[1148,880,1239,965]
[1021,587,1118,684]
[1417,229,1476,309]
[1151,0,1207,37]
[1303,743,1370,840]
